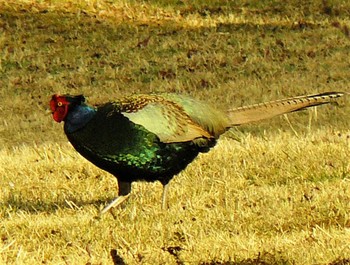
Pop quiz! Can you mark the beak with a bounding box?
[45,108,53,116]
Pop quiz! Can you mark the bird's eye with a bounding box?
[57,102,63,107]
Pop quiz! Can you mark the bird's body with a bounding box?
[60,94,222,188]
[65,100,209,185]
[50,91,344,213]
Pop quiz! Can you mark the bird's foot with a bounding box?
[99,194,130,216]
[161,183,169,210]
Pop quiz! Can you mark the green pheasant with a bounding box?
[50,91,344,214]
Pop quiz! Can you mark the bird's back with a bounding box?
[158,93,231,138]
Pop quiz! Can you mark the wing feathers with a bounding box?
[119,96,212,143]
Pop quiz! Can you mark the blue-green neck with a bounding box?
[64,104,96,133]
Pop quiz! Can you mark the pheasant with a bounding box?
[50,91,344,214]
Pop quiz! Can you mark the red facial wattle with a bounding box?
[50,95,70,123]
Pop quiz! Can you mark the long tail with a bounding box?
[228,91,345,126]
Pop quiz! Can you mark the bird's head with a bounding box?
[50,94,85,122]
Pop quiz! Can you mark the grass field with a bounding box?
[1,0,350,264]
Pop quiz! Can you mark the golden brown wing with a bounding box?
[116,94,213,143]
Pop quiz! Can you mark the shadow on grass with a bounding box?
[199,251,290,265]
[199,256,350,265]
[0,4,319,42]
[0,195,109,215]
[110,249,127,265]
[328,258,350,265]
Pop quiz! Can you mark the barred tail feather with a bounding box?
[227,92,345,126]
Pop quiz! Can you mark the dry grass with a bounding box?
[1,0,350,264]
[1,133,350,264]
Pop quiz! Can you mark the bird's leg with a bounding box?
[99,195,130,215]
[161,183,169,210]
[99,180,131,215]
